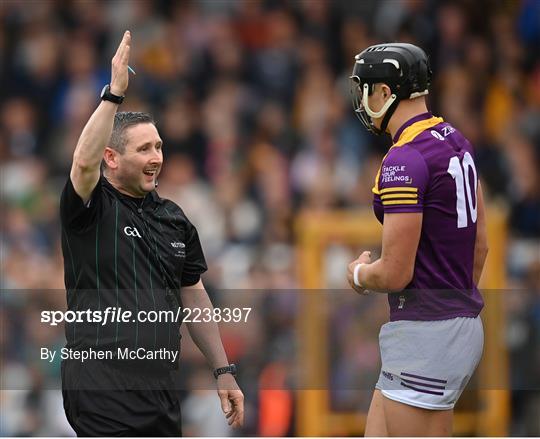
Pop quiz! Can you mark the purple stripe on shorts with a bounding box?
[401,372,447,384]
[401,378,446,390]
[400,382,444,396]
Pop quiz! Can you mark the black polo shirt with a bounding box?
[60,175,207,369]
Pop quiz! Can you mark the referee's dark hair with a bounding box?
[102,111,155,170]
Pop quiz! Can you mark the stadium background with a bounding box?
[1,0,539,436]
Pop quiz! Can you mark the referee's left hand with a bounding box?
[217,374,244,428]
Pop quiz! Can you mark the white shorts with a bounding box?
[375,316,484,410]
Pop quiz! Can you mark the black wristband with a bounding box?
[100,84,124,104]
[213,364,237,379]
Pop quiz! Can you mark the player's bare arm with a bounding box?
[473,181,488,285]
[70,30,131,203]
[347,212,422,292]
[180,281,245,428]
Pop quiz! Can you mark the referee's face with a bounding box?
[115,123,163,197]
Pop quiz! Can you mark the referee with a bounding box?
[60,31,244,436]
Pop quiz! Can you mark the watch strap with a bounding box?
[101,84,125,104]
[213,364,237,379]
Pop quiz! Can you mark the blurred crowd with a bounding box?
[1,0,539,436]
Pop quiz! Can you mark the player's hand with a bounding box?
[217,374,244,428]
[110,30,131,96]
[347,251,371,295]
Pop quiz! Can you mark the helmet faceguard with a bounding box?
[349,43,432,135]
[350,76,398,135]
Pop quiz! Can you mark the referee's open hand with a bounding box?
[110,30,131,96]
[217,374,244,428]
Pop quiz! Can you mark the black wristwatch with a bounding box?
[100,84,125,104]
[214,364,237,379]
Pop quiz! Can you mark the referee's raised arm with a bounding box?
[70,30,131,204]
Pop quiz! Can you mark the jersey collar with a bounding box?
[150,190,164,204]
[102,175,164,205]
[392,112,433,144]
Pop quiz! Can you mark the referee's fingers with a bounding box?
[122,32,131,60]
[230,392,244,427]
[230,406,244,427]
[113,31,128,58]
[218,390,232,414]
[227,406,238,425]
[218,389,243,426]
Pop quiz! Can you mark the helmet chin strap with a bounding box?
[379,98,400,134]
[362,83,399,135]
[362,83,397,118]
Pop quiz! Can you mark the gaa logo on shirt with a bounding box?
[123,226,142,238]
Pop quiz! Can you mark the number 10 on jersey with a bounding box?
[447,152,478,228]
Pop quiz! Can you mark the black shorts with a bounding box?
[61,359,182,437]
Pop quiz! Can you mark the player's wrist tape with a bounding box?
[353,263,366,288]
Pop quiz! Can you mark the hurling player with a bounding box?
[347,43,488,436]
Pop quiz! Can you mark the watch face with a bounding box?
[100,84,109,98]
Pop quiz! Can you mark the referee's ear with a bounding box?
[103,147,119,170]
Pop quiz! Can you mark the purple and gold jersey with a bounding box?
[373,112,484,321]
